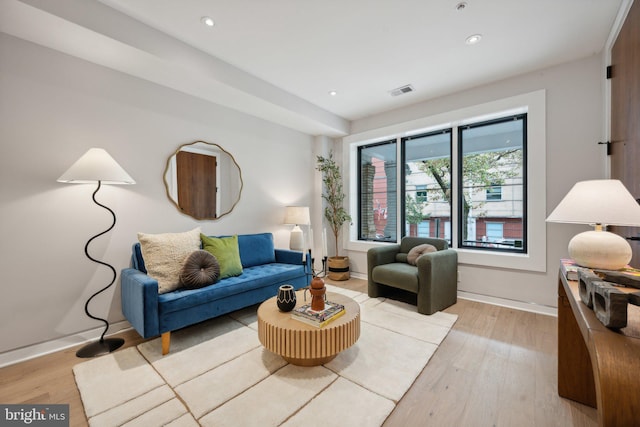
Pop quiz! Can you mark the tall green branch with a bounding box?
[316,152,352,257]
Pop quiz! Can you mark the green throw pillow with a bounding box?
[201,234,243,279]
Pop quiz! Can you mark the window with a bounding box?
[358,140,397,242]
[486,183,502,201]
[485,222,504,242]
[348,90,544,271]
[403,130,452,241]
[356,114,526,254]
[416,186,428,203]
[458,114,526,252]
[417,221,430,237]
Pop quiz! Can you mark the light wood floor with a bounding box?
[0,278,597,427]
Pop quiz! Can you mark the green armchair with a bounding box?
[367,237,458,315]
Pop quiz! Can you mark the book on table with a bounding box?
[291,301,345,328]
[560,258,580,280]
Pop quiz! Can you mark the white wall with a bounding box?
[0,34,314,359]
[345,54,607,311]
[0,29,609,364]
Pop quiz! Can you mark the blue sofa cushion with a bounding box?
[158,263,303,314]
[237,233,276,268]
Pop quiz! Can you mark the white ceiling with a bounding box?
[1,0,628,136]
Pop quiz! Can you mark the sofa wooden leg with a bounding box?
[161,332,171,355]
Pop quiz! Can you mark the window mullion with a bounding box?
[451,129,460,249]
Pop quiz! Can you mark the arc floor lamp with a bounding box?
[58,148,135,358]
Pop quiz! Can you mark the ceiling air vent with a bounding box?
[390,84,414,97]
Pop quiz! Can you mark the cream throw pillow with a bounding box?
[138,227,201,294]
[407,243,437,265]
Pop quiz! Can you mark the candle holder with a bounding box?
[304,249,327,279]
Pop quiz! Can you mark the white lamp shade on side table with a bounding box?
[547,179,640,270]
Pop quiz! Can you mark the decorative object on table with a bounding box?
[577,268,600,308]
[276,284,296,312]
[305,248,328,279]
[591,282,629,329]
[546,179,640,270]
[283,206,310,251]
[309,275,326,311]
[291,300,345,328]
[593,266,640,290]
[577,268,640,329]
[58,148,135,358]
[316,152,352,280]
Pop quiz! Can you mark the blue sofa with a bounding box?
[121,232,310,354]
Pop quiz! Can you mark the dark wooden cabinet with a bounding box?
[610,1,640,266]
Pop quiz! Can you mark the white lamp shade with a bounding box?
[57,148,135,184]
[547,179,640,269]
[284,206,310,225]
[546,179,640,226]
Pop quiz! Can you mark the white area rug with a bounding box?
[74,285,457,426]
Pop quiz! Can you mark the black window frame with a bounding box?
[401,129,453,241]
[357,139,397,242]
[457,113,528,253]
[355,113,527,254]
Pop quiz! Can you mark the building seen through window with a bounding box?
[358,113,526,254]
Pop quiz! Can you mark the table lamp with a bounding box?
[58,148,135,357]
[546,179,640,270]
[284,206,310,251]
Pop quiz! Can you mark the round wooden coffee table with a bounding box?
[257,290,360,366]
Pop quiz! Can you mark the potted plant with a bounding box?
[316,151,352,280]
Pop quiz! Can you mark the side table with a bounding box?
[257,290,360,366]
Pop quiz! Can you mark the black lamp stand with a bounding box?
[76,181,124,358]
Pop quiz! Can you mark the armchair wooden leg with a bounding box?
[161,332,171,355]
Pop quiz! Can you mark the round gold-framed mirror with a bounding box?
[163,140,243,220]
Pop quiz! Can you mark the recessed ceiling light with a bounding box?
[465,34,482,45]
[201,16,215,27]
[328,90,337,96]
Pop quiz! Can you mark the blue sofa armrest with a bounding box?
[121,267,160,338]
[275,249,312,281]
[275,249,304,265]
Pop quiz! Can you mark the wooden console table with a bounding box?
[557,269,640,426]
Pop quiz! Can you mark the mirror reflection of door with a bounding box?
[176,151,217,219]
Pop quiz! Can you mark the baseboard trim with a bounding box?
[458,291,557,317]
[0,321,131,368]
